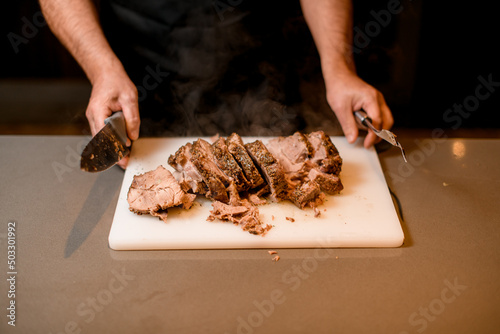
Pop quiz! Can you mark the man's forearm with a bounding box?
[300,0,355,80]
[39,0,124,84]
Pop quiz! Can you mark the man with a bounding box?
[39,0,393,168]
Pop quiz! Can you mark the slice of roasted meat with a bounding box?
[226,133,265,189]
[212,137,250,192]
[168,142,208,194]
[306,131,343,175]
[190,139,230,203]
[245,140,289,202]
[127,165,196,223]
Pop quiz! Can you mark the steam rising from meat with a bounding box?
[105,1,343,137]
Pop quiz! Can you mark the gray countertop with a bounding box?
[0,134,499,334]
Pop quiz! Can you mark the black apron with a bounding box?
[100,0,335,136]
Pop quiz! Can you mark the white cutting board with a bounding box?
[109,137,404,250]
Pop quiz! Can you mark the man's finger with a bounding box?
[117,155,129,170]
[87,105,113,136]
[357,92,383,148]
[361,97,382,131]
[120,90,140,141]
[364,129,381,148]
[379,94,394,130]
[333,104,358,144]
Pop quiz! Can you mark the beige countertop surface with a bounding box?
[0,134,499,334]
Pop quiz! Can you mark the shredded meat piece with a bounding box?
[247,193,267,206]
[245,140,289,202]
[208,201,272,236]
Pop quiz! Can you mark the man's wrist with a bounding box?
[86,55,126,85]
[321,54,356,89]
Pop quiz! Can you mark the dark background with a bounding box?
[1,0,499,134]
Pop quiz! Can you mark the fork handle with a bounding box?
[354,110,377,132]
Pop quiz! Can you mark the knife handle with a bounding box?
[104,111,128,145]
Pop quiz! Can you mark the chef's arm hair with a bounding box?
[299,0,355,85]
[38,0,126,85]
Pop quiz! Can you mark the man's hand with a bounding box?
[325,70,393,148]
[300,0,394,148]
[39,0,140,168]
[86,69,140,169]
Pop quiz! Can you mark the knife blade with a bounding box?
[80,111,130,172]
[353,110,407,162]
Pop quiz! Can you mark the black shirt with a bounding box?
[100,0,335,136]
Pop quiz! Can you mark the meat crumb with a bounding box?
[268,250,278,255]
[313,207,321,218]
[272,255,280,262]
[285,217,295,222]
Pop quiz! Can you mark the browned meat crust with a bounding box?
[168,143,208,194]
[212,137,250,192]
[190,139,230,203]
[226,133,265,189]
[245,140,289,202]
[288,180,322,209]
[307,131,343,175]
[266,131,343,208]
[308,168,344,194]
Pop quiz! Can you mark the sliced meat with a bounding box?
[293,131,314,158]
[288,180,323,209]
[190,139,230,203]
[212,137,250,192]
[308,168,344,194]
[127,165,197,223]
[266,132,314,182]
[226,182,242,206]
[207,201,272,236]
[245,140,289,202]
[168,143,208,194]
[226,133,265,189]
[307,131,343,175]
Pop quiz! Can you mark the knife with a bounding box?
[80,111,130,172]
[354,110,407,162]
